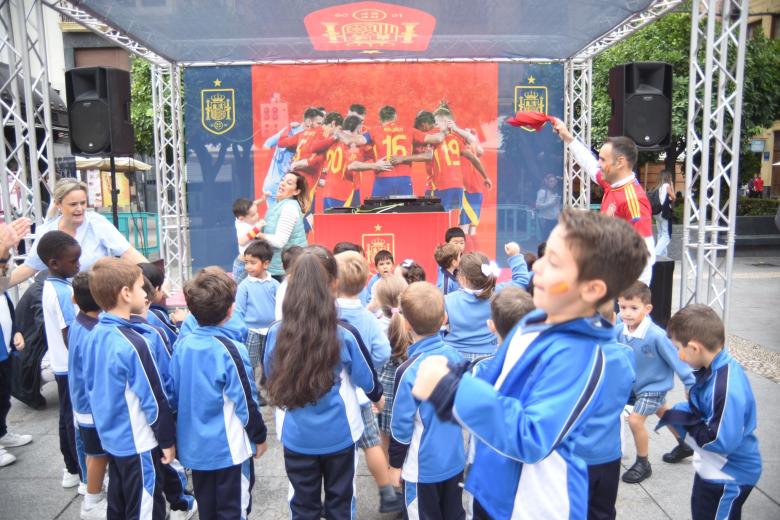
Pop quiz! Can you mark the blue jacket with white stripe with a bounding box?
[170,323,267,470]
[148,304,179,347]
[83,312,175,457]
[389,334,465,484]
[658,348,761,486]
[67,312,99,427]
[429,309,610,520]
[574,341,636,465]
[263,321,383,455]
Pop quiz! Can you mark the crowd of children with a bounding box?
[0,206,764,520]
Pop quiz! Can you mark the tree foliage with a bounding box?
[592,5,780,172]
[130,57,154,157]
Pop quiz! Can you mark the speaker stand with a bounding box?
[109,154,119,227]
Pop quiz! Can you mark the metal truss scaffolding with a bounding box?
[44,0,190,290]
[0,0,56,231]
[680,0,749,322]
[151,64,189,291]
[563,58,592,209]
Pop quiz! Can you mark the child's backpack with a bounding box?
[647,188,662,215]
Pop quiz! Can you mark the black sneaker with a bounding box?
[379,491,404,514]
[663,443,694,463]
[622,459,652,484]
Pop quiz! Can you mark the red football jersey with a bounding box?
[431,134,464,191]
[372,124,428,178]
[461,141,485,194]
[322,142,362,202]
[597,172,652,237]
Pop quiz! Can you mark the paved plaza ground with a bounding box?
[1,243,778,519]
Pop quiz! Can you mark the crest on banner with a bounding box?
[514,79,549,133]
[202,83,235,135]
[362,231,395,272]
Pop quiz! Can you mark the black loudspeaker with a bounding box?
[649,257,675,329]
[608,62,672,151]
[65,67,134,156]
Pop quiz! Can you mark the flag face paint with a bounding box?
[549,281,569,294]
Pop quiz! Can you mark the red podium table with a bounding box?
[313,212,451,279]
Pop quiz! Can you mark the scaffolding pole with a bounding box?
[0,0,56,246]
[151,63,190,291]
[680,0,749,325]
[563,58,592,209]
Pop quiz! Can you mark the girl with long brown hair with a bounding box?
[263,245,383,518]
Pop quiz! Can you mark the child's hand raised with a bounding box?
[13,332,24,351]
[254,442,268,459]
[504,242,521,257]
[412,355,451,401]
[161,446,175,464]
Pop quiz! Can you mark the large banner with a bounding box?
[184,62,563,270]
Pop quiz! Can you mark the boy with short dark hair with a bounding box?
[235,239,279,371]
[85,257,176,520]
[231,197,263,284]
[68,271,108,518]
[444,226,466,251]
[487,286,535,342]
[171,267,267,519]
[618,281,695,484]
[39,230,82,489]
[411,209,649,519]
[389,282,465,519]
[434,242,461,295]
[367,250,394,303]
[661,304,761,520]
[139,262,182,346]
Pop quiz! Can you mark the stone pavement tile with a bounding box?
[748,372,780,502]
[615,479,672,520]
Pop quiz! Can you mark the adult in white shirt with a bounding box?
[654,171,676,258]
[9,178,148,287]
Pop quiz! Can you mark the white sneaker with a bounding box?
[80,496,107,520]
[62,469,80,488]
[0,432,33,447]
[78,481,87,495]
[0,448,16,467]
[169,499,198,520]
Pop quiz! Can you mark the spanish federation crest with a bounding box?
[514,78,549,133]
[202,84,235,135]
[362,231,395,273]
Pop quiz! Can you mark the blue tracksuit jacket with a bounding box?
[444,254,530,355]
[430,309,609,519]
[389,335,465,483]
[658,348,761,486]
[68,312,99,427]
[170,324,267,470]
[263,321,383,455]
[435,267,460,295]
[178,312,248,345]
[574,341,636,465]
[83,313,175,457]
[130,315,175,400]
[148,303,179,347]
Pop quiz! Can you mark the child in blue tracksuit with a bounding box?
[617,281,695,484]
[68,272,108,518]
[574,327,636,520]
[38,231,82,488]
[139,262,181,347]
[170,267,267,520]
[264,246,384,519]
[234,239,279,372]
[434,242,461,295]
[389,282,465,519]
[334,251,400,514]
[83,258,177,520]
[444,242,529,362]
[412,209,651,519]
[661,304,762,520]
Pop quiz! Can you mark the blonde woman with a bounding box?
[9,178,148,286]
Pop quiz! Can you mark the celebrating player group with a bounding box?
[267,102,493,236]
